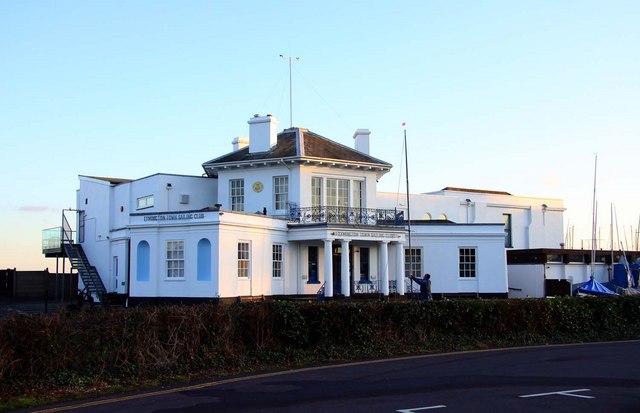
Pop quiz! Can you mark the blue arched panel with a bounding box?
[197,238,212,281]
[136,241,150,281]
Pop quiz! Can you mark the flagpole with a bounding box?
[404,125,414,299]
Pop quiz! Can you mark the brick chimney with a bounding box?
[248,114,279,153]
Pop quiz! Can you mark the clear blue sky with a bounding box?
[1,1,639,270]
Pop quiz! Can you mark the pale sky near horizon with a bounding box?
[1,1,639,270]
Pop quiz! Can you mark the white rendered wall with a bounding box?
[214,213,289,298]
[507,265,545,298]
[409,224,508,295]
[77,177,113,292]
[376,190,565,250]
[217,166,293,215]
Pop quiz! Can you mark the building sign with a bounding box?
[143,213,206,222]
[332,231,400,239]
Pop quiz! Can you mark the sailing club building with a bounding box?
[43,114,566,304]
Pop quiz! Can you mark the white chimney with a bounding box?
[353,129,371,155]
[232,136,249,151]
[248,114,279,153]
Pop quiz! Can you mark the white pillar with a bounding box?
[324,239,333,298]
[380,241,389,296]
[396,242,405,296]
[353,246,361,284]
[341,239,350,297]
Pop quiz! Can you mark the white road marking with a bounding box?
[519,388,594,399]
[397,405,447,412]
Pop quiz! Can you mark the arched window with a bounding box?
[197,238,212,281]
[422,212,432,220]
[136,241,150,281]
[439,213,447,220]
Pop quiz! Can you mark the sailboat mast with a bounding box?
[590,154,597,278]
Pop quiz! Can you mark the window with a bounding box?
[311,177,322,208]
[166,240,184,278]
[137,195,154,210]
[272,244,283,278]
[459,248,476,278]
[136,241,150,281]
[273,176,288,211]
[503,214,513,248]
[238,242,250,278]
[230,179,244,211]
[197,238,211,281]
[352,180,364,209]
[326,178,349,207]
[405,248,422,278]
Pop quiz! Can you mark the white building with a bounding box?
[44,114,566,304]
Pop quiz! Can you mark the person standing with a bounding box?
[410,273,432,301]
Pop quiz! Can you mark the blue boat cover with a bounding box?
[579,277,616,296]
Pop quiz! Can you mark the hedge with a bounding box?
[1,297,640,402]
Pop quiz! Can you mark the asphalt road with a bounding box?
[27,341,640,413]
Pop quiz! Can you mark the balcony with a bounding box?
[42,226,62,255]
[288,206,404,226]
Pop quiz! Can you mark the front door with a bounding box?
[308,246,319,283]
[332,245,341,294]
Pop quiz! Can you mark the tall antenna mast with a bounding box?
[280,54,299,128]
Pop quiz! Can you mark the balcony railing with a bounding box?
[289,206,404,226]
[42,226,62,252]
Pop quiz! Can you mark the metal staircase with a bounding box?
[62,242,107,300]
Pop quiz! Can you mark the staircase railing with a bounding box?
[316,282,326,302]
[62,243,107,300]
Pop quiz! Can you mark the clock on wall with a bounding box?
[252,181,263,193]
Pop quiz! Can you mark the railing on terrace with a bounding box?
[289,206,404,226]
[42,227,62,252]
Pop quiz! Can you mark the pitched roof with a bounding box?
[202,128,391,177]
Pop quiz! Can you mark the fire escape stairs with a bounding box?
[62,243,107,300]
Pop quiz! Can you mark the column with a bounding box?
[353,246,361,285]
[323,239,333,298]
[395,242,405,296]
[380,241,389,296]
[341,239,351,297]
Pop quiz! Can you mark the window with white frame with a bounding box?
[405,248,422,278]
[137,195,154,210]
[166,240,184,278]
[230,179,244,211]
[272,244,283,278]
[237,242,250,278]
[352,180,364,209]
[326,178,349,207]
[312,177,322,208]
[459,248,476,278]
[273,176,288,211]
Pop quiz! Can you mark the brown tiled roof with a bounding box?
[202,128,391,167]
[441,187,512,196]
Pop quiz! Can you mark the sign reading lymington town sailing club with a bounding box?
[332,231,400,239]
[143,213,206,222]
